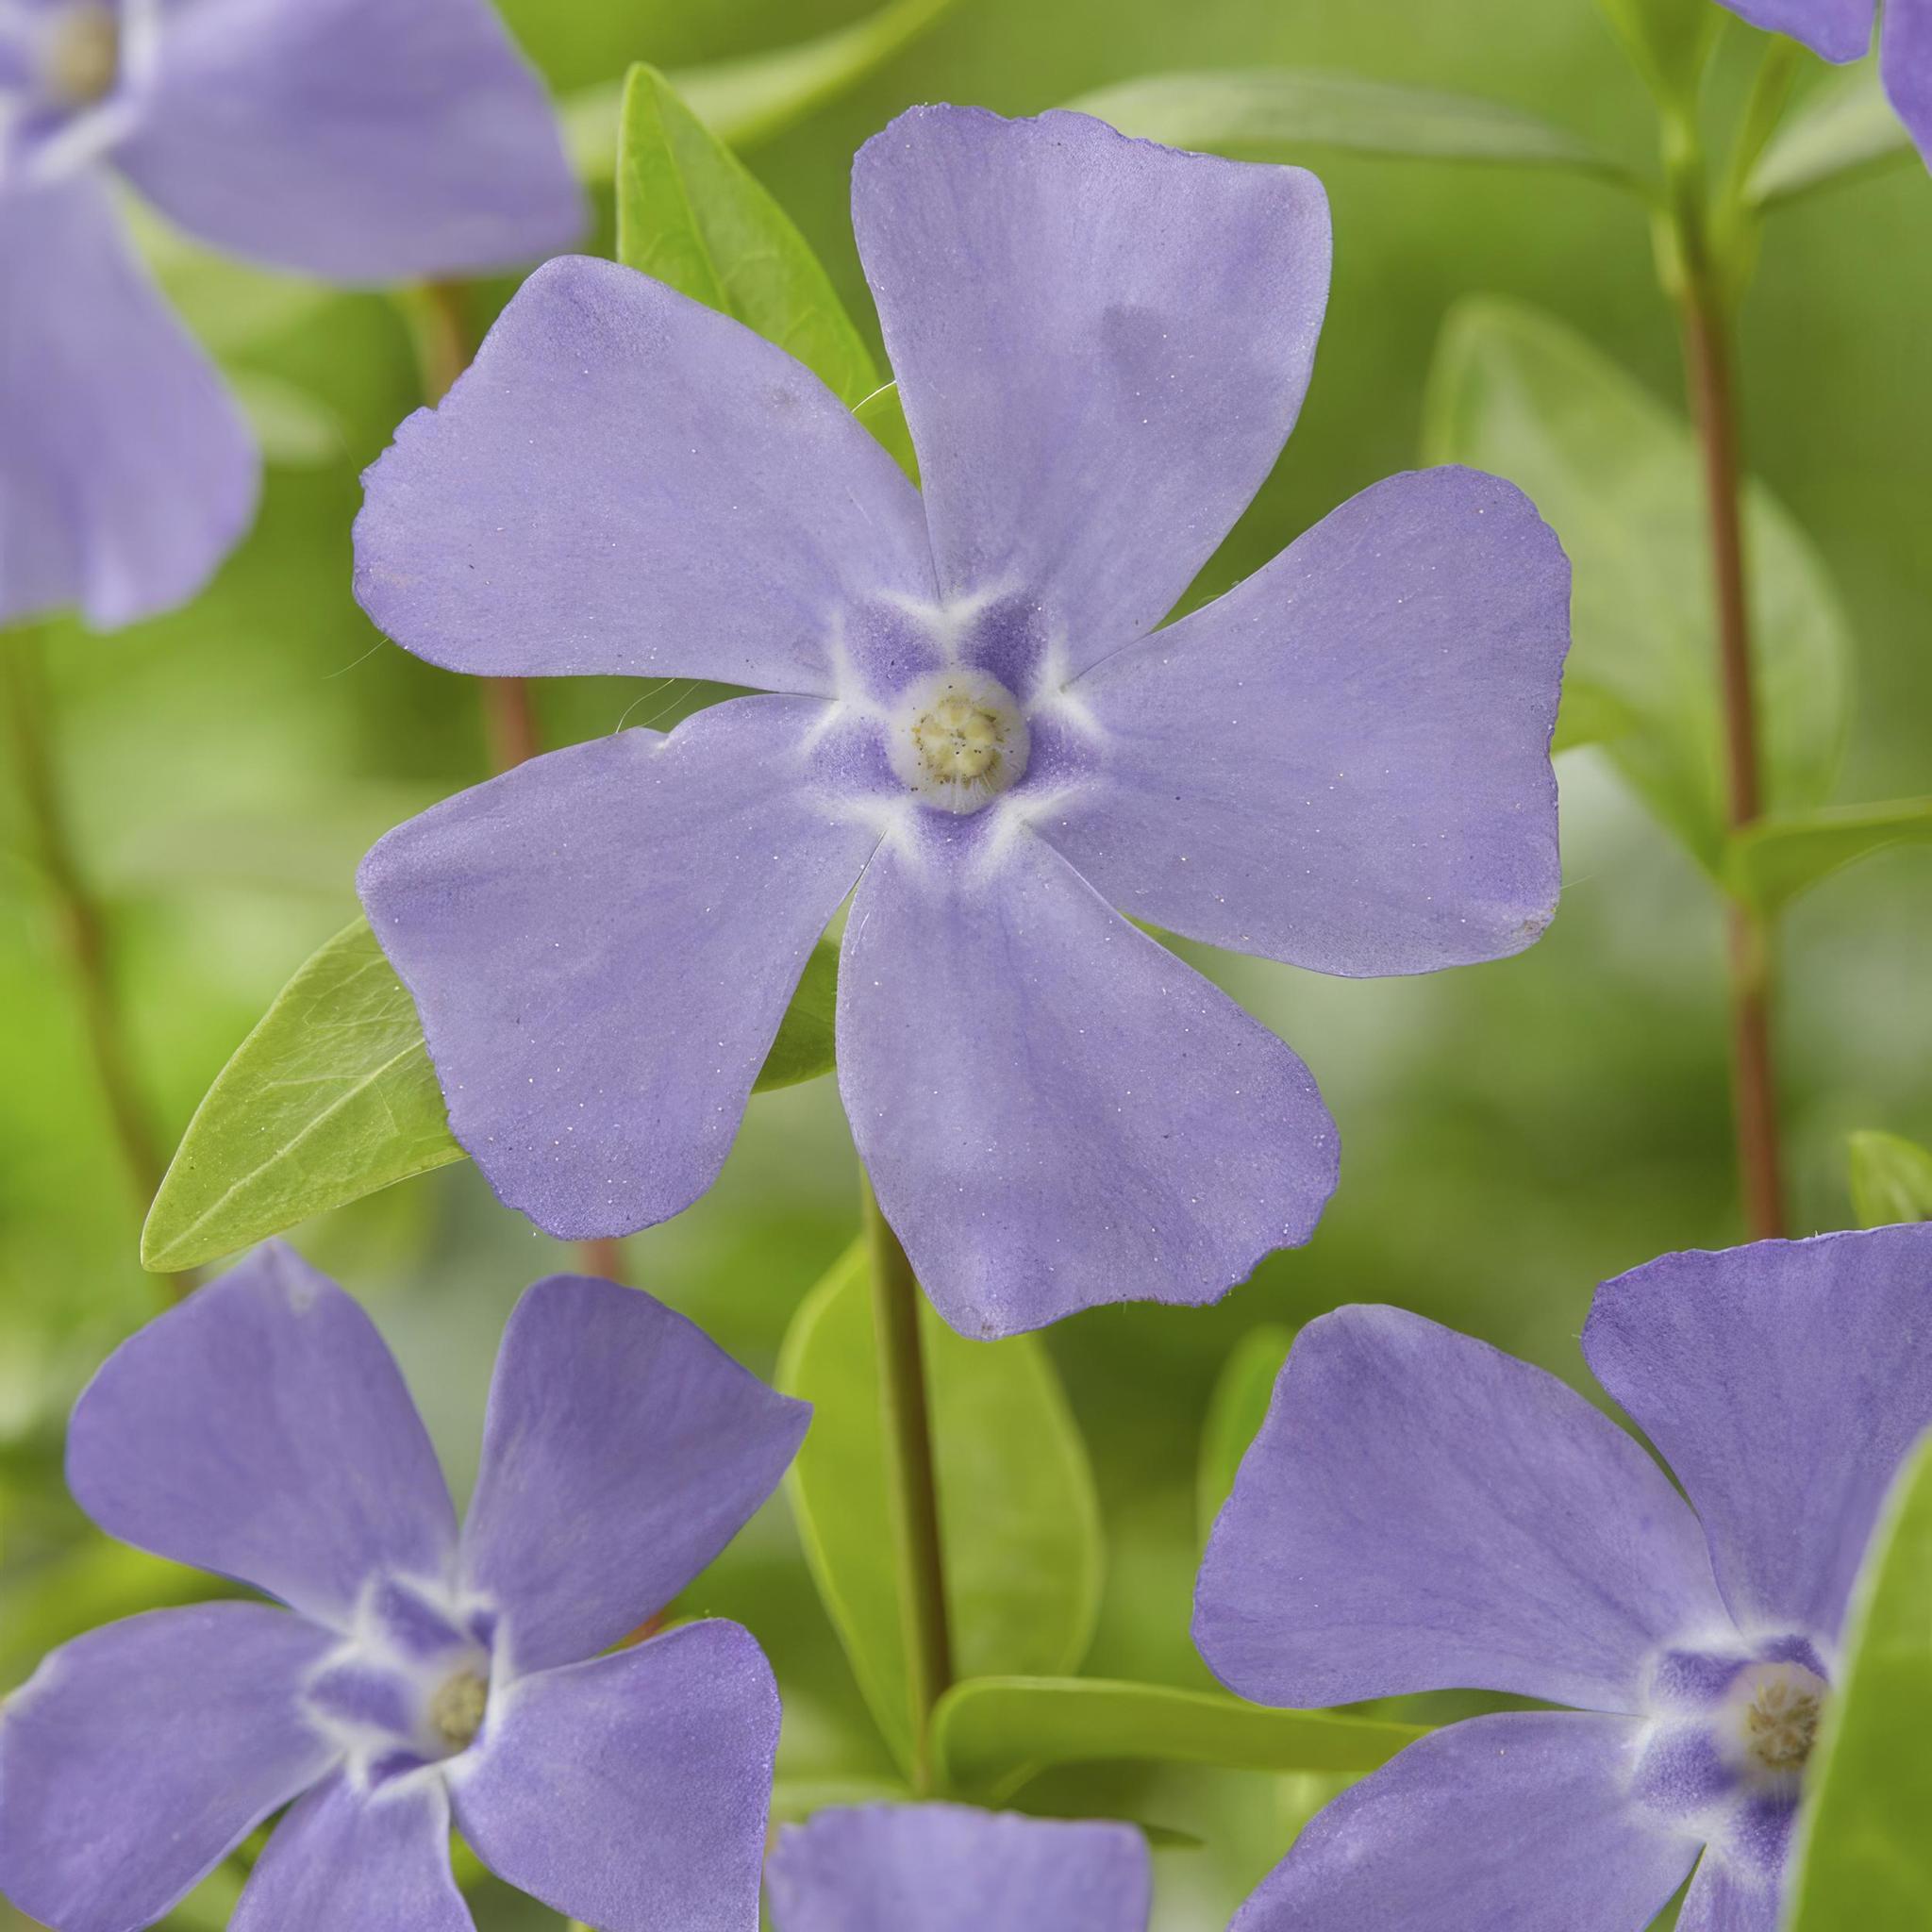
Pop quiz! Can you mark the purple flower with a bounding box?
[1192,1224,1932,1932]
[0,0,583,629]
[0,1242,808,1932]
[1718,0,1931,161]
[353,106,1571,1339]
[765,1804,1152,1930]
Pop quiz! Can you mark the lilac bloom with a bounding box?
[0,0,583,629]
[0,1242,807,1932]
[353,105,1571,1339]
[765,1804,1152,1931]
[1718,0,1931,160]
[1192,1223,1932,1932]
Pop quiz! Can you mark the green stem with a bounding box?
[861,1177,954,1791]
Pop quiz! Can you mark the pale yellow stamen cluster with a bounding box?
[427,1668,491,1752]
[912,690,1006,787]
[1740,1669,1822,1774]
[45,5,121,108]
[887,667,1030,814]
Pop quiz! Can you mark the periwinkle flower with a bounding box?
[1193,1224,1932,1931]
[0,0,583,629]
[764,1803,1151,1930]
[1718,0,1930,159]
[0,1242,807,1932]
[354,105,1571,1339]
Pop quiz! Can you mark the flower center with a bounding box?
[427,1668,490,1752]
[888,669,1029,814]
[1724,1660,1826,1782]
[44,5,120,107]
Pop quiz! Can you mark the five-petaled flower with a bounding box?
[1193,1224,1932,1932]
[354,103,1572,1339]
[0,0,583,629]
[765,1803,1152,1930]
[0,1242,808,1932]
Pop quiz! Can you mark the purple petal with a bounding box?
[232,1774,473,1932]
[1882,0,1932,160]
[838,824,1335,1337]
[1232,1713,1700,1932]
[358,699,880,1242]
[0,1604,337,1932]
[460,1276,808,1674]
[1043,469,1568,975]
[766,1804,1151,1931]
[1677,1855,1780,1932]
[66,1243,457,1625]
[1714,0,1873,62]
[115,0,581,279]
[1582,1225,1932,1642]
[851,106,1329,676]
[449,1621,778,1932]
[0,174,256,628]
[354,255,933,688]
[1194,1306,1730,1712]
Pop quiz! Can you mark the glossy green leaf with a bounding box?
[1848,1131,1932,1228]
[778,1241,1105,1777]
[1785,1429,1932,1930]
[934,1676,1424,1801]
[616,63,877,406]
[1196,1324,1294,1548]
[1727,797,1932,911]
[1066,70,1634,186]
[758,938,841,1091]
[855,382,920,486]
[1750,60,1917,209]
[1424,297,1851,873]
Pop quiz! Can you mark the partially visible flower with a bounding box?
[0,1243,807,1932]
[1718,0,1930,161]
[765,1804,1151,1931]
[1193,1224,1932,1932]
[354,104,1571,1339]
[0,0,583,628]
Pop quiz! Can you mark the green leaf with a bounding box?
[778,1241,1105,1777]
[1750,60,1918,209]
[1848,1132,1932,1228]
[1591,0,1719,107]
[1726,797,1932,911]
[855,382,921,487]
[1785,1429,1932,1930]
[758,938,840,1091]
[1423,297,1851,873]
[225,369,345,470]
[616,64,877,407]
[934,1676,1424,1801]
[1196,1324,1294,1548]
[1065,70,1634,187]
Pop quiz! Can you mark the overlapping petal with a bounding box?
[1046,468,1568,975]
[851,105,1330,676]
[115,0,582,280]
[838,824,1336,1337]
[1883,0,1932,158]
[1715,0,1874,62]
[66,1242,457,1625]
[0,174,256,627]
[1677,1855,1781,1932]
[1195,1306,1730,1712]
[450,1622,779,1932]
[359,699,882,1242]
[1582,1225,1932,1641]
[460,1276,809,1674]
[354,256,934,689]
[0,1605,338,1932]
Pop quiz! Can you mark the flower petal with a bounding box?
[1194,1306,1730,1712]
[450,1621,778,1932]
[1231,1714,1699,1932]
[66,1243,457,1624]
[1043,468,1568,976]
[1882,0,1932,161]
[0,1604,337,1932]
[232,1774,473,1932]
[1581,1225,1932,1641]
[354,255,933,689]
[766,1804,1151,1931]
[460,1276,808,1674]
[358,698,880,1242]
[0,174,256,628]
[116,0,581,279]
[851,106,1330,675]
[1715,0,1873,63]
[838,824,1335,1337]
[1676,1854,1780,1932]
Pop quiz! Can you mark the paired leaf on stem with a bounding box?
[1749,60,1921,209]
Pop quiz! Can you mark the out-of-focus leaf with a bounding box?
[1196,1324,1294,1549]
[855,381,920,486]
[224,369,345,469]
[1727,797,1932,911]
[1591,0,1720,106]
[1848,1132,1932,1228]
[756,938,840,1091]
[1785,1429,1932,1930]
[934,1677,1424,1801]
[778,1241,1105,1778]
[1750,60,1917,208]
[1424,297,1850,874]
[1066,70,1635,187]
[771,1774,911,1824]
[616,64,877,405]
[125,202,333,354]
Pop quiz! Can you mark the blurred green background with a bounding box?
[3,0,1929,1925]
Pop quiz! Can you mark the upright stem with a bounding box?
[861,1178,953,1790]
